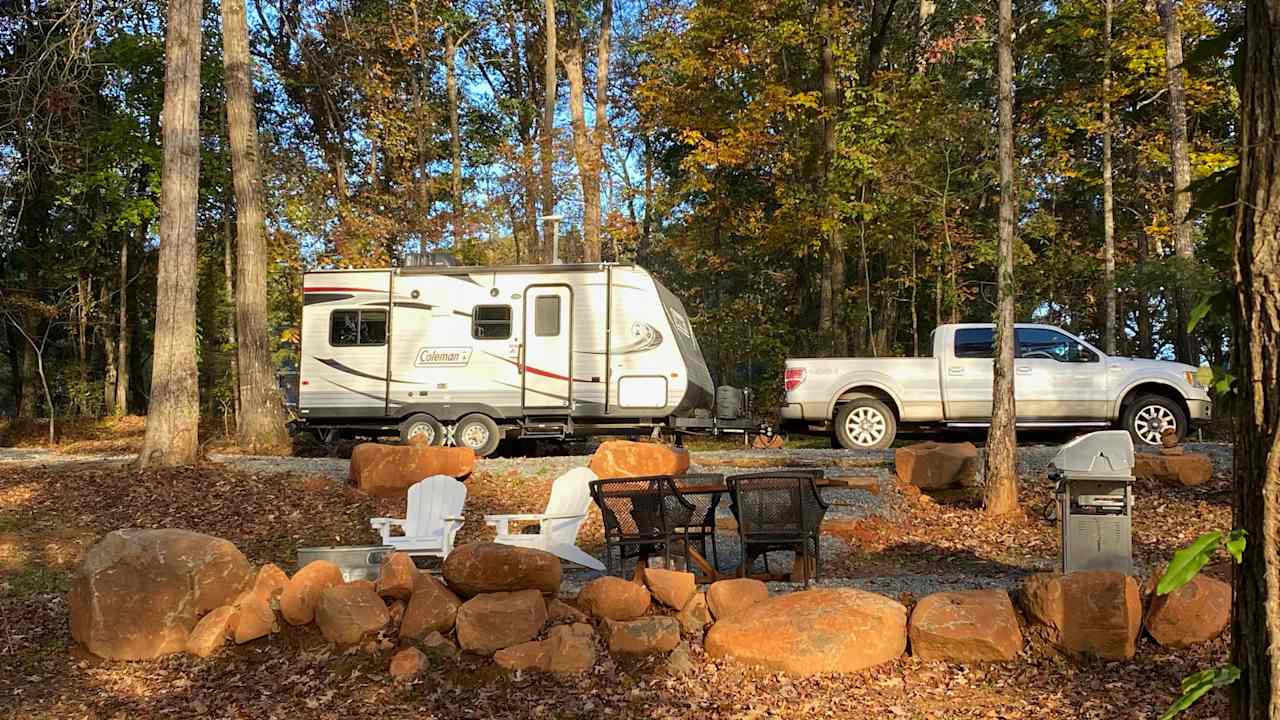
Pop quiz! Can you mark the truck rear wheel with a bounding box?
[1122,395,1186,446]
[834,399,896,449]
[455,414,501,457]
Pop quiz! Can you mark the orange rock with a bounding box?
[643,568,696,610]
[493,623,596,674]
[186,606,236,658]
[894,442,979,490]
[908,590,1023,662]
[587,440,690,479]
[442,543,561,597]
[389,647,427,680]
[455,589,548,655]
[603,617,681,656]
[577,576,651,621]
[69,529,253,661]
[494,640,550,671]
[233,593,276,644]
[705,588,907,676]
[546,598,589,625]
[1145,575,1231,648]
[401,572,461,640]
[676,592,712,636]
[349,443,475,497]
[251,564,289,604]
[281,560,345,626]
[346,579,377,593]
[1134,453,1212,487]
[1022,571,1141,660]
[376,552,418,601]
[706,578,768,620]
[314,584,391,645]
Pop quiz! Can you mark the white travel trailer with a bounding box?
[297,255,752,455]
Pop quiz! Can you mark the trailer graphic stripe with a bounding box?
[304,286,386,293]
[484,352,602,383]
[327,379,404,406]
[314,357,416,384]
[303,293,354,306]
[495,380,568,403]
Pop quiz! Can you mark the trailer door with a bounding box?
[522,285,572,410]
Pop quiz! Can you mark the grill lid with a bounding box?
[1048,430,1136,479]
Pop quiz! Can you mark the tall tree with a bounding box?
[540,0,558,263]
[562,0,612,262]
[816,0,847,355]
[1101,0,1116,355]
[983,0,1019,516]
[1156,0,1193,259]
[222,0,291,453]
[1230,2,1280,715]
[135,0,203,466]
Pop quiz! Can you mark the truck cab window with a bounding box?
[1016,328,1086,362]
[472,305,512,339]
[954,328,994,358]
[330,310,386,346]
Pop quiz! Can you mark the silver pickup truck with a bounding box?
[780,323,1212,449]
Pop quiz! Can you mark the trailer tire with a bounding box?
[399,414,444,446]
[455,414,501,457]
[834,399,896,450]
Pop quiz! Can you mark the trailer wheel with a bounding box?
[399,414,444,446]
[455,414,501,457]
[834,399,896,449]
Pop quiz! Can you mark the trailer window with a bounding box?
[954,328,994,358]
[329,310,387,347]
[472,305,512,340]
[534,296,561,337]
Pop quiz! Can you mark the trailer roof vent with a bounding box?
[403,251,461,268]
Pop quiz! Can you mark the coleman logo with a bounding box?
[415,347,472,366]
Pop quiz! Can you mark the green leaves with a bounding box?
[1158,665,1241,720]
[1157,530,1246,596]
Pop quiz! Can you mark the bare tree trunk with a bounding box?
[446,25,463,236]
[1137,232,1153,355]
[223,0,291,454]
[561,0,609,264]
[823,0,847,355]
[1102,0,1117,355]
[115,227,134,415]
[1157,0,1194,259]
[984,0,1019,517]
[76,273,89,390]
[540,0,558,264]
[1230,4,1280,716]
[101,282,117,416]
[223,193,239,421]
[136,0,203,467]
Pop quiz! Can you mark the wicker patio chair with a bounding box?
[729,471,830,587]
[589,476,697,577]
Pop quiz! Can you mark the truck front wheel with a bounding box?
[834,399,897,450]
[1122,395,1186,446]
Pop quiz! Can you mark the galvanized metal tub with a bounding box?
[296,545,394,582]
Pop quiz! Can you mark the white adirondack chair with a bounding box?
[370,475,467,559]
[484,467,605,571]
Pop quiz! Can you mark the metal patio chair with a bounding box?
[672,473,727,572]
[589,476,696,577]
[729,471,830,587]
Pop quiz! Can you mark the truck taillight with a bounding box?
[784,367,807,392]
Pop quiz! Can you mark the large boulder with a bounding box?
[706,578,769,620]
[588,440,690,479]
[705,589,907,676]
[894,442,979,490]
[442,543,561,597]
[455,589,548,654]
[1021,571,1141,660]
[643,568,696,610]
[349,443,475,497]
[576,576,651,621]
[400,572,462,640]
[1134,453,1212,487]
[281,560,345,626]
[603,617,682,656]
[909,590,1023,662]
[1145,575,1231,649]
[69,529,253,660]
[314,584,391,645]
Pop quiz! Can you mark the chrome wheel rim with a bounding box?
[406,422,436,445]
[1133,404,1176,445]
[460,423,490,449]
[844,407,887,447]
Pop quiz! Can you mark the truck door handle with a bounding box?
[948,367,964,376]
[1016,366,1032,375]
